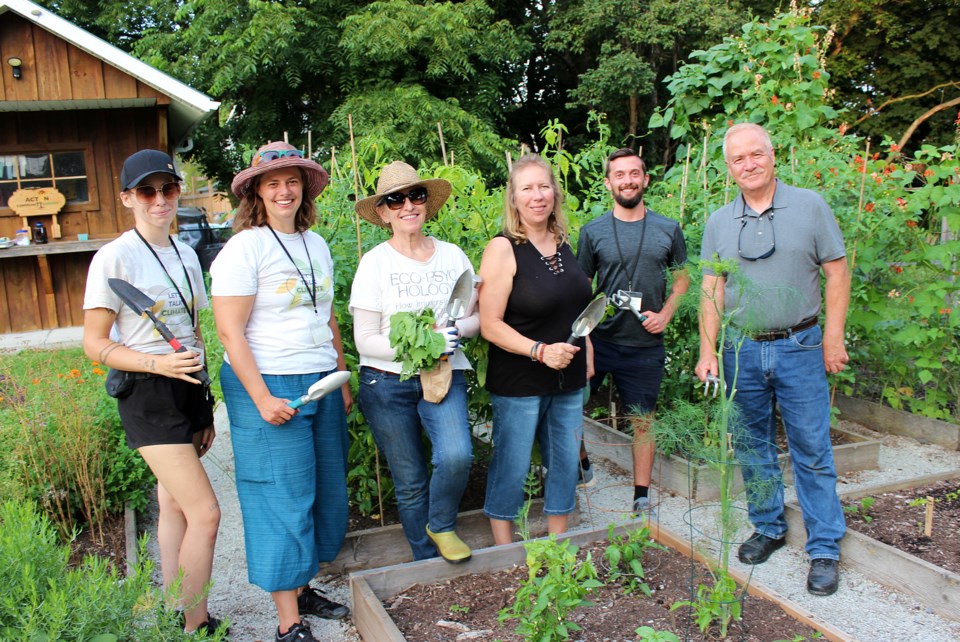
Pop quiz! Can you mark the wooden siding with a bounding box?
[0,13,181,332]
[0,13,169,104]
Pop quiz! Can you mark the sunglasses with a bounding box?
[380,186,428,210]
[131,182,181,204]
[251,149,305,167]
[737,205,776,261]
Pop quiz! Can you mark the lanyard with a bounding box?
[134,228,196,327]
[610,213,646,291]
[267,226,317,313]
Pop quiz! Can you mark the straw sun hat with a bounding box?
[355,161,452,228]
[231,141,330,200]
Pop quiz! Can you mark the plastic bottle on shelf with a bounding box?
[14,229,30,246]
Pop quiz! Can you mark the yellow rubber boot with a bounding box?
[426,526,472,564]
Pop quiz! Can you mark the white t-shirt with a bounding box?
[349,238,473,374]
[210,226,338,374]
[84,230,206,354]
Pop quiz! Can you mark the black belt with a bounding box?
[747,316,818,342]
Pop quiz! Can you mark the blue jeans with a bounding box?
[484,390,583,521]
[358,367,473,561]
[724,324,845,560]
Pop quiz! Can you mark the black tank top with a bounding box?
[487,235,592,396]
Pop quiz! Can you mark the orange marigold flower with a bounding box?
[812,71,821,79]
[906,220,918,227]
[91,361,100,367]
[92,367,105,376]
[896,197,907,209]
[829,167,838,176]
[890,144,901,152]
[872,153,880,160]
[771,95,780,105]
[891,265,904,273]
[69,368,81,378]
[32,378,40,384]
[924,169,934,177]
[940,308,952,315]
[57,373,63,378]
[814,171,822,180]
[864,202,875,212]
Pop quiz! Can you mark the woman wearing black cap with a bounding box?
[82,149,225,634]
[211,142,351,642]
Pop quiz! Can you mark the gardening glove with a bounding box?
[440,326,461,356]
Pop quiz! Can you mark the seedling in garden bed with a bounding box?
[602,523,665,596]
[843,496,875,523]
[498,535,602,641]
[448,603,470,614]
[635,626,681,642]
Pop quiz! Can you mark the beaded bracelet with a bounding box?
[530,340,544,362]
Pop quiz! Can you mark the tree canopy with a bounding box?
[35,0,959,186]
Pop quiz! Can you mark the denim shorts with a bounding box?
[483,390,583,520]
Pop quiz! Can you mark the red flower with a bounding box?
[924,169,934,177]
[814,171,822,180]
[940,308,953,315]
[864,202,875,212]
[771,95,780,105]
[906,220,918,227]
[896,197,907,209]
[812,71,821,79]
[890,144,901,152]
[891,265,904,273]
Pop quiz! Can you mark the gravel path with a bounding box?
[144,408,960,641]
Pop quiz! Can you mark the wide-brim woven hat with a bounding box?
[231,141,329,200]
[355,161,452,228]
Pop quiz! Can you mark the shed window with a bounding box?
[0,151,89,209]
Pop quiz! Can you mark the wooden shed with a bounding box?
[0,0,218,332]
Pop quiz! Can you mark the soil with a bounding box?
[68,511,127,570]
[385,540,817,641]
[842,479,960,575]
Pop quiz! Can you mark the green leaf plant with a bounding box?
[498,535,602,642]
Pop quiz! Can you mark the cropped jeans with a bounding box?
[484,390,583,521]
[358,367,473,561]
[723,324,846,560]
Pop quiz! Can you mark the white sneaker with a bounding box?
[577,462,596,488]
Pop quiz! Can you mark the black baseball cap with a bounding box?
[120,150,182,190]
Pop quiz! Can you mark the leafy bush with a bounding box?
[0,500,225,641]
[0,349,153,540]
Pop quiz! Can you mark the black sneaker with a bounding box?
[277,622,317,642]
[194,615,229,636]
[298,586,350,620]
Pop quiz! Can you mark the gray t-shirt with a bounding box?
[700,180,845,331]
[577,209,687,347]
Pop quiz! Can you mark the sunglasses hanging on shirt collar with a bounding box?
[737,198,776,261]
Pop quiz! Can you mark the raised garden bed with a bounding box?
[350,522,855,641]
[785,471,960,622]
[326,501,580,574]
[834,394,960,451]
[582,416,881,501]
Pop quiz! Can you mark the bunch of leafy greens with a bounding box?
[389,310,447,381]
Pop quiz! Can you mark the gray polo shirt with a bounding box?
[700,180,846,331]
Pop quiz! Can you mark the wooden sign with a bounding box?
[7,187,66,216]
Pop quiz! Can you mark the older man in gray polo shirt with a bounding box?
[695,123,851,596]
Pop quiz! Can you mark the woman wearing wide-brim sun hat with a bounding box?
[211,141,351,642]
[349,161,479,565]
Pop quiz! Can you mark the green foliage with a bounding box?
[843,496,875,523]
[602,523,664,596]
[815,0,960,151]
[0,500,223,641]
[0,350,153,539]
[647,7,960,422]
[388,309,447,381]
[635,626,681,642]
[671,568,742,637]
[499,535,602,641]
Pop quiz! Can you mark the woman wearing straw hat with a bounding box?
[211,142,351,642]
[349,161,478,563]
[478,154,593,545]
[83,149,225,635]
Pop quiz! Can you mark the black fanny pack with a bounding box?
[105,369,156,399]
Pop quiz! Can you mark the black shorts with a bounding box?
[117,375,215,449]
